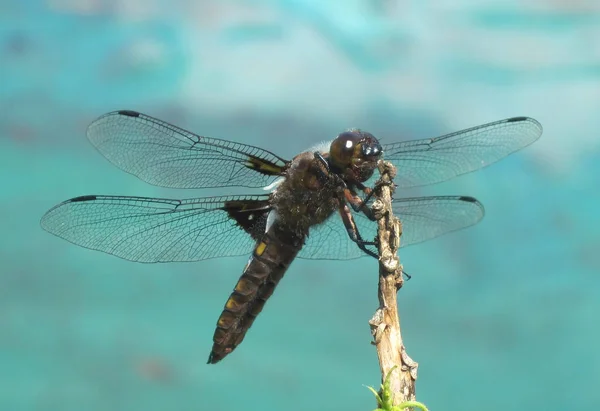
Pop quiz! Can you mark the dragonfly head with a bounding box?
[328,129,382,184]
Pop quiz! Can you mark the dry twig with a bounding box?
[368,160,418,407]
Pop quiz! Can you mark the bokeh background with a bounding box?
[2,1,599,410]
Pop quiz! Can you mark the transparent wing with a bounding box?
[299,211,365,260]
[298,196,485,260]
[40,194,271,263]
[389,195,484,247]
[87,110,288,189]
[381,117,542,188]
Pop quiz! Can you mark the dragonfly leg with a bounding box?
[338,204,378,258]
[344,188,377,221]
[312,152,333,184]
[359,180,395,205]
[344,181,396,222]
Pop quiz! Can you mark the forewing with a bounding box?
[40,194,271,263]
[87,110,288,189]
[298,196,484,260]
[382,117,542,188]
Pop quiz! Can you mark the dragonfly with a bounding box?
[40,110,542,363]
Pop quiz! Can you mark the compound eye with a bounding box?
[329,131,361,169]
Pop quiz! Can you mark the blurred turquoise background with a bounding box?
[2,1,599,410]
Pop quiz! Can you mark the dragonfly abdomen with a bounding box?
[207,224,303,364]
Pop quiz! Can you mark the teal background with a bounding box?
[2,1,599,410]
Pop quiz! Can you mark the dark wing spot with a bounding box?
[458,196,478,203]
[117,110,140,117]
[243,155,284,176]
[70,195,97,202]
[506,116,528,122]
[222,199,271,240]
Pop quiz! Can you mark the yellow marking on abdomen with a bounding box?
[255,241,267,256]
[235,277,258,296]
[225,297,244,312]
[217,311,236,328]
